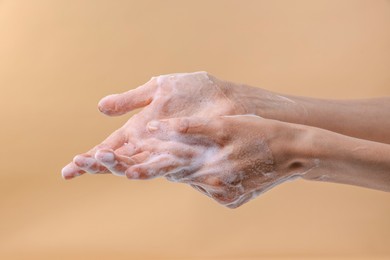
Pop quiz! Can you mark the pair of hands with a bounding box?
[62,72,312,208]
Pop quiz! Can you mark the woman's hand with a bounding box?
[126,115,390,207]
[125,115,317,208]
[61,71,390,205]
[62,71,243,179]
[62,71,303,179]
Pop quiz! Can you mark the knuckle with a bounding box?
[149,75,164,90]
[214,126,230,143]
[155,74,168,89]
[175,118,190,133]
[149,75,158,82]
[204,71,215,80]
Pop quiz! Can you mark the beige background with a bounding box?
[0,0,389,259]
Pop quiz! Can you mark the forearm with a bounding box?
[300,126,390,192]
[239,84,390,144]
[290,96,390,144]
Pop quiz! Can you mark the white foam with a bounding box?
[81,157,95,168]
[95,150,115,167]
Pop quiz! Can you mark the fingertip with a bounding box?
[62,175,73,180]
[125,169,140,179]
[95,149,116,166]
[97,94,122,116]
[61,163,83,180]
[61,164,73,179]
[73,155,95,168]
[146,120,162,133]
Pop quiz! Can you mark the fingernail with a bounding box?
[147,120,160,132]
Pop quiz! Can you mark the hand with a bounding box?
[62,71,248,179]
[125,115,317,208]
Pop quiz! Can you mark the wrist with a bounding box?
[264,121,320,179]
[233,84,309,125]
[286,124,321,179]
[293,126,328,181]
[297,126,373,182]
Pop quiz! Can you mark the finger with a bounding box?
[147,117,222,136]
[115,142,137,157]
[126,154,188,180]
[190,182,239,206]
[225,193,254,209]
[188,175,241,206]
[61,163,86,180]
[70,129,126,175]
[90,143,136,175]
[164,164,202,182]
[95,149,150,176]
[98,77,158,116]
[188,174,222,187]
[73,154,109,174]
[179,170,225,191]
[189,184,239,207]
[138,138,197,159]
[209,191,237,205]
[190,184,211,197]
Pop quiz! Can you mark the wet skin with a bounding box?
[62,72,390,208]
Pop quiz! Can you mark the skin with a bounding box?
[140,115,390,208]
[61,71,390,207]
[62,71,249,179]
[255,95,390,145]
[141,115,316,208]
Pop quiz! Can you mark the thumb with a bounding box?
[98,77,158,116]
